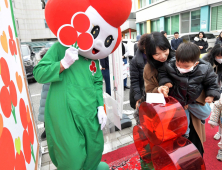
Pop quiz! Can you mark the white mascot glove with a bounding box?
[61,47,79,69]
[97,106,107,130]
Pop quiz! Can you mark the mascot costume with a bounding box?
[33,0,132,169]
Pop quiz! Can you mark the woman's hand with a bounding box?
[184,105,188,110]
[135,100,141,109]
[164,83,173,88]
[205,96,214,103]
[199,46,203,49]
[158,86,169,97]
[210,124,216,129]
[60,62,65,73]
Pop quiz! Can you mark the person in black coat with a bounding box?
[215,31,222,46]
[100,57,111,95]
[134,35,141,55]
[171,32,183,51]
[202,44,222,141]
[130,34,147,109]
[194,31,208,54]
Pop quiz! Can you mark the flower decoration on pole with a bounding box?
[57,12,94,51]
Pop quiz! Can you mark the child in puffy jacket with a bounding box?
[158,42,220,138]
[208,97,222,161]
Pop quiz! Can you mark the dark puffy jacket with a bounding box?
[134,42,138,55]
[158,57,220,106]
[38,83,50,122]
[194,37,208,54]
[130,49,146,109]
[215,38,222,46]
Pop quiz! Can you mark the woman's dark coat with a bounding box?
[130,49,146,109]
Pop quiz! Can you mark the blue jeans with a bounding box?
[101,69,111,96]
[123,58,127,87]
[185,103,211,135]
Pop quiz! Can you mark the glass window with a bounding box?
[156,20,160,32]
[191,10,200,32]
[211,5,222,31]
[151,21,156,32]
[211,6,218,31]
[144,22,147,34]
[151,20,160,32]
[151,0,159,3]
[140,23,144,35]
[181,35,189,43]
[44,19,49,28]
[181,12,190,33]
[217,5,222,30]
[164,17,171,35]
[21,46,30,57]
[140,0,147,8]
[171,15,179,34]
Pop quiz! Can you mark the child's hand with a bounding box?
[210,124,216,129]
[164,83,173,88]
[205,96,214,103]
[158,86,169,97]
[184,105,188,110]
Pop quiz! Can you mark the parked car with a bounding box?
[45,42,56,48]
[167,32,216,52]
[21,44,37,81]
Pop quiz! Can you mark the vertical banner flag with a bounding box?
[0,0,40,170]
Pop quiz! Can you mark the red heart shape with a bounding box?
[73,13,90,33]
[77,33,93,51]
[9,39,17,56]
[58,26,78,46]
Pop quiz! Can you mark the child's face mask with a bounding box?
[176,61,198,74]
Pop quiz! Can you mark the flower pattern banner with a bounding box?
[0,0,39,169]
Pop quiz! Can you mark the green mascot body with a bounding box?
[34,0,132,169]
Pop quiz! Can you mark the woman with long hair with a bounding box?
[215,31,222,46]
[203,44,222,141]
[194,31,208,54]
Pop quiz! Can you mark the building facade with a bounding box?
[12,0,56,42]
[135,0,222,35]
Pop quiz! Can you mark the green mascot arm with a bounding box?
[33,43,64,84]
[94,60,104,107]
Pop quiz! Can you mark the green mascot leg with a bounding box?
[96,162,109,170]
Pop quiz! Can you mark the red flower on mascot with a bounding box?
[45,0,132,59]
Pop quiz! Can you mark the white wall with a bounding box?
[13,0,56,42]
[121,19,137,32]
[136,0,222,22]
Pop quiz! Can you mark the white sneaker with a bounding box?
[217,149,222,161]
[214,132,221,140]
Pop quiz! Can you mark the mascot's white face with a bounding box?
[78,6,119,60]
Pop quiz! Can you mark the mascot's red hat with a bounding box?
[45,0,132,53]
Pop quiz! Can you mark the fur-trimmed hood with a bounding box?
[194,37,207,42]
